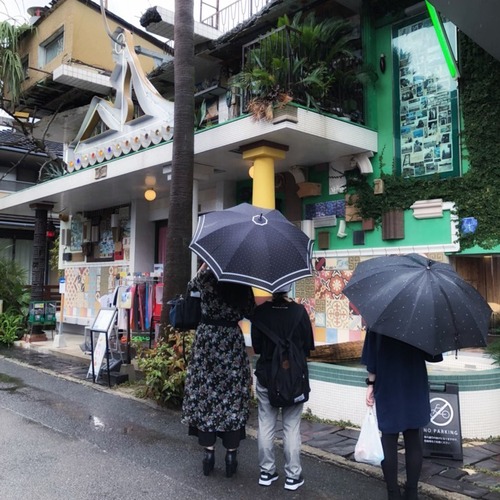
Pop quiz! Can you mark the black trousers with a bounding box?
[381,428,423,493]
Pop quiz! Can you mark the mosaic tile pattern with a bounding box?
[348,256,360,270]
[64,264,129,320]
[326,299,350,329]
[320,258,334,270]
[295,276,315,299]
[314,326,326,343]
[326,328,338,343]
[297,297,315,326]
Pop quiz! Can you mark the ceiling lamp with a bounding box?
[144,188,156,201]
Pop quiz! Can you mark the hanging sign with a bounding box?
[59,277,66,294]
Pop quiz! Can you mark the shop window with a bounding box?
[39,28,64,67]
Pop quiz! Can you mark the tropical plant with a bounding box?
[230,64,293,120]
[0,308,24,346]
[0,255,30,319]
[194,99,207,129]
[0,21,32,106]
[134,327,194,406]
[229,12,377,120]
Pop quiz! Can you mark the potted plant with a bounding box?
[229,12,377,121]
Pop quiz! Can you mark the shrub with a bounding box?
[134,326,194,407]
[0,308,24,346]
[0,256,30,320]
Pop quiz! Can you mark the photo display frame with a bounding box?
[91,308,116,333]
[393,15,460,178]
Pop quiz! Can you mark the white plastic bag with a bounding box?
[354,407,384,466]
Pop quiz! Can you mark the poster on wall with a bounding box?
[70,215,83,251]
[393,16,459,178]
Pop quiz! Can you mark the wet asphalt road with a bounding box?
[0,353,393,500]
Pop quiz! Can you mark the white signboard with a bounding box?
[87,332,107,381]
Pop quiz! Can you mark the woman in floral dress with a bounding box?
[182,263,255,477]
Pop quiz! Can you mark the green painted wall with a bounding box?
[311,209,455,251]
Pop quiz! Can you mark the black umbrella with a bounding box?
[343,253,492,355]
[189,203,313,293]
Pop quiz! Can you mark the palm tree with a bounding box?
[160,0,195,333]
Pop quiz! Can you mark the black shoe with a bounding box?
[284,476,304,491]
[259,471,279,486]
[202,448,215,476]
[225,450,238,478]
[404,486,418,500]
[387,488,402,500]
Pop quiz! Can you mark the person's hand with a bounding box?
[198,262,208,273]
[366,385,375,407]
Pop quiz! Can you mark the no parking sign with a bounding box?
[423,383,463,460]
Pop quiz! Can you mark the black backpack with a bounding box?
[252,310,310,408]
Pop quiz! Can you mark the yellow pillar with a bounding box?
[241,142,288,209]
[241,141,288,298]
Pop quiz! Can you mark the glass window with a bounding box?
[393,16,459,178]
[21,55,29,79]
[40,29,64,66]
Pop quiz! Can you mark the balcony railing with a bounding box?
[201,0,273,33]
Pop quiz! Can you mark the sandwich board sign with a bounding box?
[422,383,463,460]
[87,308,117,384]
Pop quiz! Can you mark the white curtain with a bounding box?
[0,239,13,260]
[14,239,34,284]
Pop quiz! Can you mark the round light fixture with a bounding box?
[144,188,156,201]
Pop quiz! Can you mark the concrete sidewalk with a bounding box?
[6,333,500,500]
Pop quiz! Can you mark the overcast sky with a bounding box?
[0,0,233,27]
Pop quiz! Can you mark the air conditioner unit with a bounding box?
[313,215,337,228]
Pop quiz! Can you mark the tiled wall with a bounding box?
[63,265,129,322]
[298,253,449,345]
[297,256,364,345]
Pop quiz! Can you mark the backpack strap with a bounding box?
[252,306,303,345]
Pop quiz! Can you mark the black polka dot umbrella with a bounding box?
[343,253,492,355]
[189,203,313,293]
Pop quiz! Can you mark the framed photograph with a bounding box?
[393,15,460,178]
[91,308,116,333]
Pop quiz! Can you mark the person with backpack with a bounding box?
[250,285,315,491]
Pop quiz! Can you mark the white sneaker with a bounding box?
[284,476,304,491]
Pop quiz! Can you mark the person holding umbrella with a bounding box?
[362,329,442,500]
[181,262,255,478]
[343,253,492,498]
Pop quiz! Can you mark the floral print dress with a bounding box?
[182,269,254,434]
